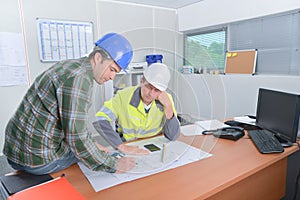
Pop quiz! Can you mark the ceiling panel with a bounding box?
[110,0,205,9]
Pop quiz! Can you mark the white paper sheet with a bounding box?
[181,119,229,136]
[0,32,27,86]
[78,136,212,192]
[233,116,256,125]
[180,124,205,136]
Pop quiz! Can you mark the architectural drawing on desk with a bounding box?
[125,136,203,168]
[78,136,212,192]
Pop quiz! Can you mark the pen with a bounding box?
[161,143,167,162]
[111,152,125,159]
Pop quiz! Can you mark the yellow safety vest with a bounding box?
[96,86,177,141]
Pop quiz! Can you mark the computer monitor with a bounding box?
[256,88,300,145]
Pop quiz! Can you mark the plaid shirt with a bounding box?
[3,57,117,173]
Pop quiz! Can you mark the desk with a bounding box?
[52,134,299,200]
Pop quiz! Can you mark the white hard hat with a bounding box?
[143,63,170,91]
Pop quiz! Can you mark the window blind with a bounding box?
[229,10,300,75]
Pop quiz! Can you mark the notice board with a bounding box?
[225,49,257,75]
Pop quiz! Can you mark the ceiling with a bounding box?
[111,0,205,9]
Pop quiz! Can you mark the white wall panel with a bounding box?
[178,0,300,32]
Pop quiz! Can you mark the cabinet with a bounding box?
[113,70,144,94]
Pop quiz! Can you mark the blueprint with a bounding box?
[78,136,212,192]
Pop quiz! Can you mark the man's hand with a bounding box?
[96,143,109,153]
[157,92,174,119]
[118,143,150,155]
[115,157,136,173]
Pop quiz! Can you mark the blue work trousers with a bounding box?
[7,151,78,175]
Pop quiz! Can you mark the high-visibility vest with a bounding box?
[96,86,177,141]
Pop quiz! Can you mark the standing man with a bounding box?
[3,33,136,175]
[94,63,180,155]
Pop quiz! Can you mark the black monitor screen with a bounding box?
[256,88,300,143]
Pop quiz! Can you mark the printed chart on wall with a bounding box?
[36,18,94,62]
[0,32,28,86]
[225,49,257,75]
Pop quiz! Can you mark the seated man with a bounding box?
[93,63,180,154]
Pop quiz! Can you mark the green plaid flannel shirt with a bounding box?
[3,57,117,173]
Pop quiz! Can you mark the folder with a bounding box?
[0,171,53,197]
[0,180,9,199]
[7,176,86,200]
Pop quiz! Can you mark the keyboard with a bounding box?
[248,129,284,154]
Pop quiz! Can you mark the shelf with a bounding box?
[113,70,144,94]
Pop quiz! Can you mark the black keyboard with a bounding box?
[248,130,284,153]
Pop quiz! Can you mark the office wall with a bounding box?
[176,74,300,120]
[178,0,300,32]
[0,0,98,154]
[175,0,300,120]
[96,1,178,62]
[0,1,25,155]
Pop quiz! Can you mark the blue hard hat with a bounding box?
[95,33,133,71]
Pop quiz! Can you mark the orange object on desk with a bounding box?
[7,176,86,200]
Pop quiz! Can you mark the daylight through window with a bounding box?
[185,30,226,74]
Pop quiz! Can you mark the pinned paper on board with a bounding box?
[225,49,257,75]
[226,52,238,58]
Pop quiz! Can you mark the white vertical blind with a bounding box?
[229,10,300,75]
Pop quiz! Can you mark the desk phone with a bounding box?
[203,126,245,141]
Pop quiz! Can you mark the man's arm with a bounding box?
[93,120,149,155]
[93,120,123,148]
[157,92,174,119]
[157,92,180,140]
[60,75,119,172]
[163,116,180,141]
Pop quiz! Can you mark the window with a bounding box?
[185,30,226,74]
[229,10,300,75]
[184,9,300,76]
